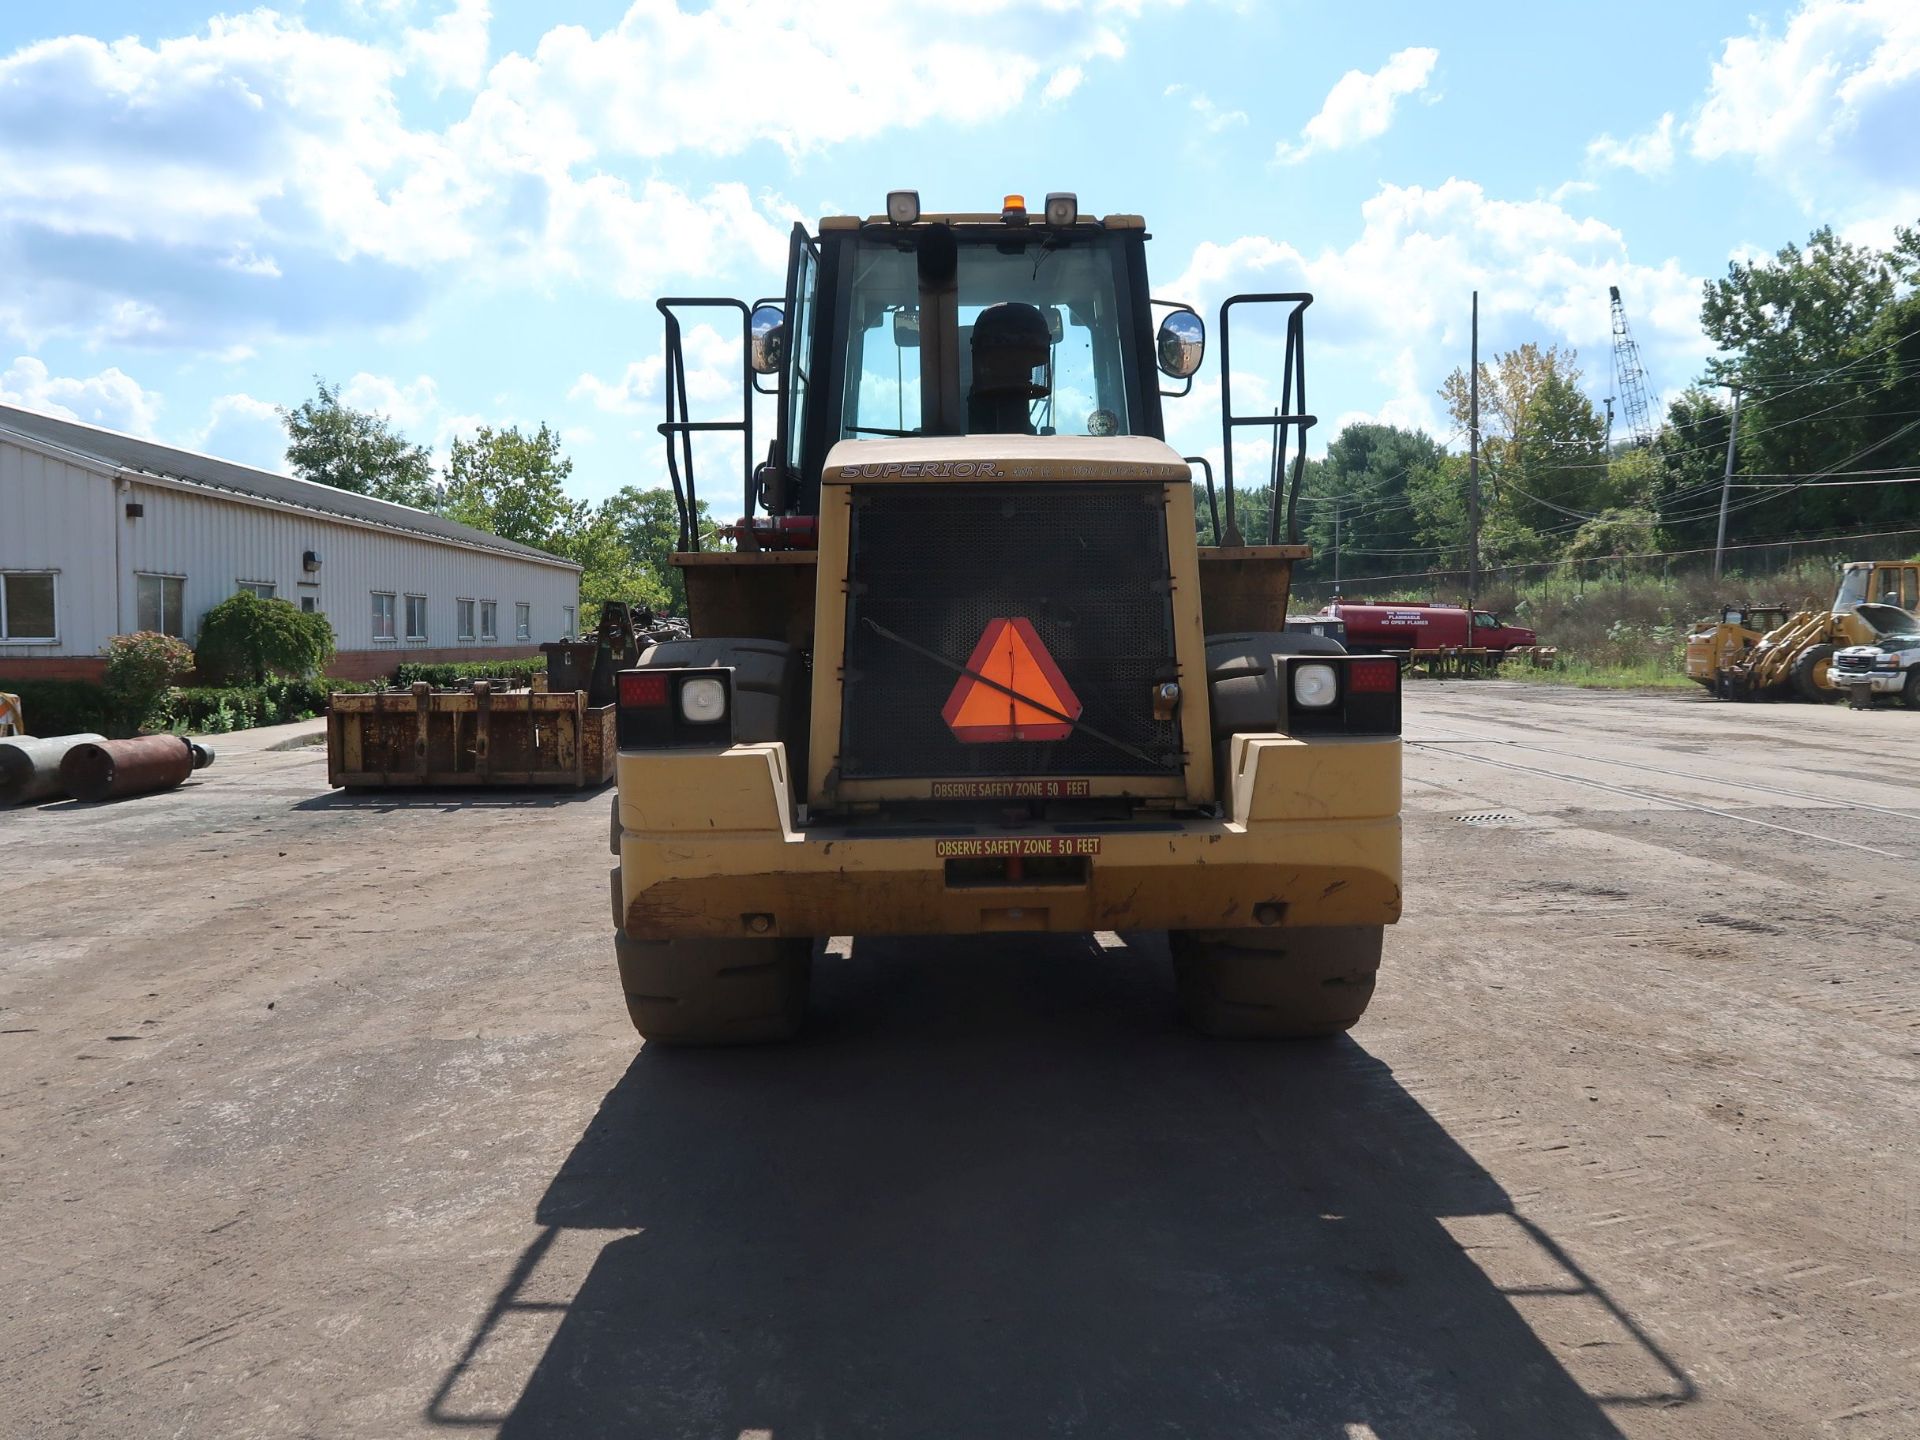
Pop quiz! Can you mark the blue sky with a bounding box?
[2,0,1915,507]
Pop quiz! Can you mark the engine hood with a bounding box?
[1855,600,1918,631]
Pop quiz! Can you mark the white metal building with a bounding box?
[0,405,581,683]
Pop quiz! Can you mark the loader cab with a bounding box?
[1835,562,1920,615]
[660,194,1315,557]
[655,191,1322,655]
[775,202,1168,517]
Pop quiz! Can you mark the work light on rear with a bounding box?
[678,676,727,725]
[1292,663,1338,709]
[617,666,735,749]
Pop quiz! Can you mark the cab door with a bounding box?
[776,222,820,513]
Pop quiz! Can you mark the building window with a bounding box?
[480,600,497,640]
[135,573,184,638]
[515,602,531,641]
[372,591,396,641]
[457,598,476,641]
[1,571,58,642]
[301,596,318,614]
[405,594,428,642]
[563,605,576,637]
[238,581,276,600]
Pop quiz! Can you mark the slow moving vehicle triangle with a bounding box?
[941,617,1082,743]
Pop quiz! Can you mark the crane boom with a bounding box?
[1608,284,1655,448]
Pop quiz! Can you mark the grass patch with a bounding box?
[1513,657,1698,691]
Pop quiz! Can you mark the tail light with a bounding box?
[1283,655,1401,736]
[617,667,736,750]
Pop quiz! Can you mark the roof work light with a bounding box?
[886,189,920,225]
[1044,192,1077,227]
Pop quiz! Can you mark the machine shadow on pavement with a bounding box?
[428,933,1693,1439]
[290,787,613,814]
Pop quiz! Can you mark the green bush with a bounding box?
[158,677,383,733]
[103,631,195,732]
[0,678,116,738]
[392,656,547,687]
[196,592,336,684]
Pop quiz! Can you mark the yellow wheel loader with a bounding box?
[1684,604,1789,694]
[1712,560,1920,702]
[609,191,1401,1044]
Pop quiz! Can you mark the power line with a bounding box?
[1321,524,1920,579]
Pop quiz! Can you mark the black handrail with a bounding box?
[656,297,753,553]
[1218,293,1317,546]
[1185,455,1220,545]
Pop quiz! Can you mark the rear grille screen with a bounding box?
[838,482,1182,782]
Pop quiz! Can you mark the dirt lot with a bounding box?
[2,685,1916,1439]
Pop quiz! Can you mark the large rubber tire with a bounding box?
[1790,644,1836,703]
[1204,631,1348,780]
[1205,630,1348,733]
[1903,668,1920,711]
[636,636,807,779]
[1171,925,1381,1039]
[614,930,812,1045]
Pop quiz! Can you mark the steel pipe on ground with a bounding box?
[59,735,213,804]
[0,734,109,805]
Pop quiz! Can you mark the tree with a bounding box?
[1647,386,1734,553]
[555,507,672,627]
[442,423,587,551]
[1440,343,1607,559]
[280,379,439,509]
[592,484,726,615]
[102,631,195,733]
[598,486,685,594]
[1295,423,1446,586]
[1698,223,1920,540]
[196,593,336,685]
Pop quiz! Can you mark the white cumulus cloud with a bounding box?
[1692,0,1920,224]
[193,392,287,470]
[1166,84,1247,134]
[1589,2,1920,227]
[1167,179,1706,450]
[0,355,161,433]
[1275,46,1438,165]
[403,0,490,93]
[1586,112,1677,176]
[341,372,442,434]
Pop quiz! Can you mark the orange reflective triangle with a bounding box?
[942,617,1082,743]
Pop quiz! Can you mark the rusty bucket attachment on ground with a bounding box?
[325,681,615,789]
[0,732,109,805]
[59,734,212,803]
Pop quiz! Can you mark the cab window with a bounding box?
[841,234,1134,440]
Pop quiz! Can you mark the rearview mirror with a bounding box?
[1156,309,1205,379]
[750,304,786,374]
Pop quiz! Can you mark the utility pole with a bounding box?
[1713,383,1742,580]
[1467,290,1481,607]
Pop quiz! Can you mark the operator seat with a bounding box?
[967,302,1051,435]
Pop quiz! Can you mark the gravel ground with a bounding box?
[1,684,1914,1439]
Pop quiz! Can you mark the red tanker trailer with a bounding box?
[1319,601,1536,656]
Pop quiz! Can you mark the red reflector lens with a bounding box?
[619,671,668,707]
[1348,659,1398,694]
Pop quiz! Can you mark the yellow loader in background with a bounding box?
[1685,604,1789,695]
[1708,560,1920,701]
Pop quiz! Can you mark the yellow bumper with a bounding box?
[616,735,1401,940]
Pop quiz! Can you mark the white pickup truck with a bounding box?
[1829,603,1920,709]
